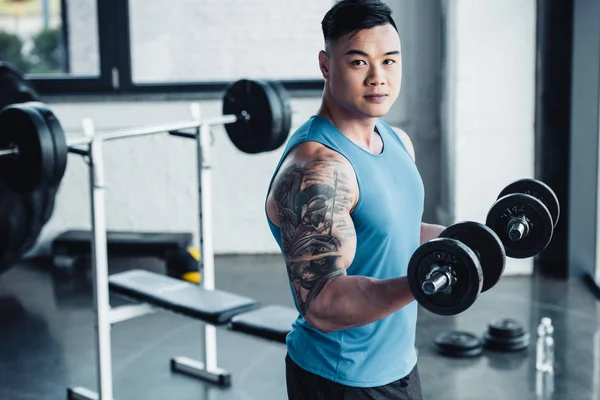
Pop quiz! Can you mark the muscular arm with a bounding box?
[272,150,415,333]
[420,222,446,244]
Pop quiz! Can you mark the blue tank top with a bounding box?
[265,115,425,387]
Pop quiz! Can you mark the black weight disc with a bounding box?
[486,193,554,259]
[262,80,292,151]
[407,238,483,316]
[487,318,526,338]
[30,102,68,187]
[434,331,483,358]
[439,221,506,293]
[0,104,55,194]
[223,79,279,154]
[498,178,560,228]
[483,332,530,352]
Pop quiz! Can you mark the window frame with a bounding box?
[25,0,324,97]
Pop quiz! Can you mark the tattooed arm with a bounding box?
[270,144,415,333]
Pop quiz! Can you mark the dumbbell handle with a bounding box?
[508,217,530,241]
[0,146,18,157]
[422,270,453,295]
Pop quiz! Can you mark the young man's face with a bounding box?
[320,24,402,119]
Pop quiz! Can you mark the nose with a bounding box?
[366,65,386,86]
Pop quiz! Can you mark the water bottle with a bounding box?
[536,317,555,372]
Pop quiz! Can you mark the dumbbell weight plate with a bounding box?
[486,193,553,259]
[439,221,506,293]
[498,178,560,228]
[407,238,483,316]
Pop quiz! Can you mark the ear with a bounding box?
[318,50,330,79]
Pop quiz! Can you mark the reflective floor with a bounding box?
[0,254,598,400]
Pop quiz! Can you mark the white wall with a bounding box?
[444,0,537,275]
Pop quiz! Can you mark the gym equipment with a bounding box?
[228,305,298,344]
[434,330,483,358]
[0,62,52,276]
[109,270,260,325]
[52,229,194,266]
[0,78,292,279]
[407,221,505,316]
[0,75,294,399]
[482,318,530,352]
[486,178,559,259]
[51,229,201,283]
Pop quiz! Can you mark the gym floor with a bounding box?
[0,255,598,400]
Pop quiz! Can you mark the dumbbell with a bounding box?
[407,221,506,316]
[486,178,560,259]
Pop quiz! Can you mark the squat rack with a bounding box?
[67,103,237,400]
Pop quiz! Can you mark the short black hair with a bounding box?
[321,0,398,45]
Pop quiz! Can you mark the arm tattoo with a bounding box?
[274,159,356,314]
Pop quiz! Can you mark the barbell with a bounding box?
[0,73,293,274]
[0,79,293,196]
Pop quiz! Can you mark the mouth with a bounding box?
[363,94,388,103]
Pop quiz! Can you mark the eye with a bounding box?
[351,60,367,66]
[383,59,396,65]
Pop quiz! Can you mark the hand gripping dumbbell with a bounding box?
[486,178,560,259]
[407,221,506,316]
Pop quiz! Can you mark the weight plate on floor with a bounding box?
[498,178,560,228]
[407,238,483,316]
[0,103,56,194]
[222,79,291,154]
[434,331,483,358]
[483,332,530,352]
[487,318,526,338]
[439,221,506,293]
[486,193,553,259]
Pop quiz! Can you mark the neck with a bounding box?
[316,90,378,145]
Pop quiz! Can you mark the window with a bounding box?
[0,0,326,96]
[128,0,331,83]
[0,0,99,76]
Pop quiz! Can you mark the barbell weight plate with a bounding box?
[0,62,44,275]
[486,193,553,259]
[0,104,56,194]
[439,221,506,293]
[498,178,560,228]
[223,79,286,154]
[407,237,483,316]
[262,80,292,151]
[15,103,67,254]
[28,102,68,187]
[0,187,35,274]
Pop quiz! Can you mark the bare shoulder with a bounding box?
[270,141,359,209]
[391,126,416,162]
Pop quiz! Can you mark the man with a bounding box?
[264,1,445,398]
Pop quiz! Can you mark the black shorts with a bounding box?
[285,354,423,400]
